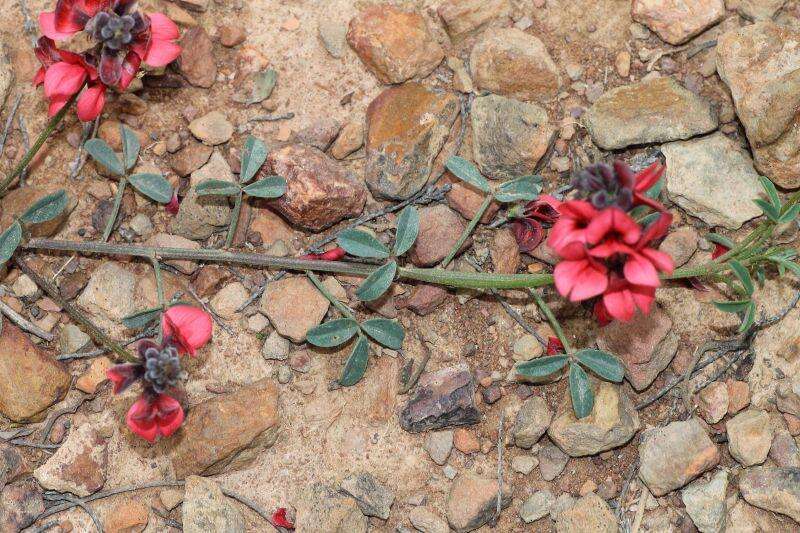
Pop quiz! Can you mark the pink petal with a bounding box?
[634,161,665,193]
[569,261,609,301]
[47,95,70,117]
[153,394,184,438]
[76,84,106,122]
[147,12,180,40]
[587,239,634,259]
[585,209,614,245]
[43,61,86,99]
[126,397,158,443]
[623,253,660,287]
[630,284,656,316]
[34,67,46,87]
[162,305,213,355]
[640,248,674,274]
[639,213,673,246]
[603,286,636,322]
[144,39,181,67]
[118,51,141,91]
[39,12,77,40]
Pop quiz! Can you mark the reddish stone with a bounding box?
[726,379,751,415]
[179,27,217,88]
[409,204,470,267]
[400,284,449,316]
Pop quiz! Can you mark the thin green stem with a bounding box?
[306,270,356,320]
[226,191,243,248]
[441,194,493,268]
[528,288,572,352]
[149,254,166,342]
[102,177,127,242]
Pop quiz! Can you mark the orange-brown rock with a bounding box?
[437,0,509,41]
[409,204,470,267]
[632,0,725,45]
[34,424,108,497]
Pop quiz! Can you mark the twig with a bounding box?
[399,332,431,395]
[0,297,55,341]
[495,410,505,523]
[40,394,94,444]
[630,486,649,533]
[686,39,717,59]
[30,521,59,533]
[693,349,749,392]
[185,285,234,335]
[8,439,60,449]
[646,44,690,71]
[18,116,31,186]
[68,116,100,179]
[0,94,22,157]
[491,289,547,347]
[248,112,295,122]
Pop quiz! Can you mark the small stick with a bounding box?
[40,394,94,444]
[495,410,505,523]
[18,116,31,186]
[0,94,22,157]
[248,112,295,122]
[399,333,431,395]
[0,297,55,341]
[186,285,234,335]
[630,487,649,533]
[68,116,100,179]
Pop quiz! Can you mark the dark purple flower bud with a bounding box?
[141,343,183,394]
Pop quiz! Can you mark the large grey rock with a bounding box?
[663,133,763,229]
[739,466,800,523]
[682,470,728,533]
[183,476,244,533]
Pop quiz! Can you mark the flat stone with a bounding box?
[0,323,70,422]
[399,363,480,433]
[266,144,367,231]
[260,276,329,343]
[34,424,107,497]
[77,262,137,321]
[0,186,74,238]
[739,466,800,523]
[698,381,729,424]
[512,334,544,362]
[681,470,728,533]
[329,120,364,160]
[105,499,149,533]
[170,141,213,177]
[262,330,291,361]
[716,21,800,188]
[438,0,509,41]
[169,379,279,478]
[470,28,561,102]
[409,204,469,267]
[727,379,751,415]
[0,479,44,532]
[776,374,800,417]
[424,430,454,465]
[183,476,244,533]
[726,496,797,532]
[340,472,395,519]
[318,20,347,58]
[295,483,367,533]
[769,430,800,469]
[189,111,233,146]
[539,443,569,481]
[639,418,720,496]
[632,0,725,45]
[727,409,773,467]
[555,492,617,533]
[179,27,216,88]
[520,490,554,523]
[59,323,91,354]
[409,506,449,533]
[445,178,500,224]
[737,0,788,20]
[171,186,231,241]
[511,455,538,474]
[210,282,249,318]
[513,396,552,449]
[471,94,551,181]
[547,381,640,457]
[583,77,717,150]
[144,233,201,274]
[189,149,235,189]
[347,5,444,83]
[365,83,459,200]
[663,133,764,229]
[446,473,511,533]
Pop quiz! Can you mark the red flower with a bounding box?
[271,508,295,530]
[711,242,729,260]
[300,247,346,261]
[546,336,564,355]
[162,305,213,356]
[553,242,609,302]
[125,393,184,443]
[165,192,180,215]
[511,195,560,252]
[592,300,613,327]
[630,161,667,212]
[547,200,597,252]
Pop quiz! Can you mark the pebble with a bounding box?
[260,276,329,343]
[615,50,631,77]
[179,27,217,88]
[726,409,773,467]
[437,0,508,41]
[277,365,293,384]
[697,381,729,424]
[183,476,244,532]
[399,364,480,433]
[512,334,544,362]
[446,474,511,532]
[681,470,728,533]
[262,330,291,361]
[631,0,725,45]
[318,20,347,58]
[539,443,569,481]
[513,396,551,449]
[409,205,469,267]
[219,24,246,47]
[453,428,480,454]
[329,120,364,160]
[210,282,250,318]
[12,274,38,299]
[75,357,112,394]
[511,455,538,474]
[424,431,454,465]
[409,506,449,533]
[340,472,395,519]
[520,490,554,523]
[189,111,234,146]
[556,493,617,533]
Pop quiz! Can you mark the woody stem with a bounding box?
[528,288,572,353]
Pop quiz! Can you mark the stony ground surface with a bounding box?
[1,0,800,532]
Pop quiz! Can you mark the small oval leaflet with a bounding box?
[393,206,419,257]
[122,307,163,330]
[120,124,141,171]
[729,260,753,296]
[361,318,404,350]
[85,138,124,176]
[514,355,568,378]
[356,261,397,301]
[243,176,286,198]
[340,335,369,386]
[338,229,390,259]
[445,156,490,193]
[493,176,542,203]
[20,190,69,224]
[569,362,594,419]
[128,173,173,204]
[240,136,268,184]
[195,180,242,197]
[574,349,624,383]
[306,318,360,348]
[0,222,22,265]
[713,299,752,314]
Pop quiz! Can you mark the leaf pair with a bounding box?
[0,190,70,266]
[445,156,541,203]
[714,259,758,332]
[196,136,286,200]
[755,176,800,224]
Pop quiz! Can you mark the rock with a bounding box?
[365,83,459,200]
[658,226,698,267]
[179,27,216,88]
[520,490,555,523]
[663,133,764,229]
[266,144,367,231]
[59,323,91,353]
[170,141,213,177]
[0,186,74,238]
[295,119,342,151]
[409,204,469,267]
[513,396,552,449]
[726,496,797,532]
[424,430,454,465]
[260,276,329,343]
[777,375,800,417]
[445,178,500,223]
[11,275,37,299]
[727,409,773,467]
[171,186,231,241]
[97,121,147,152]
[399,364,480,433]
[511,455,538,474]
[539,443,569,481]
[438,0,509,41]
[34,424,107,497]
[698,382,729,424]
[77,263,136,321]
[189,111,233,146]
[639,418,720,496]
[262,330,291,361]
[597,307,678,391]
[209,282,249,318]
[318,20,347,58]
[470,28,561,102]
[512,334,544,362]
[409,506,449,533]
[169,379,279,478]
[631,0,725,45]
[583,77,717,150]
[727,379,751,415]
[739,466,800,523]
[471,94,551,182]
[193,265,233,298]
[453,428,480,454]
[295,483,367,533]
[737,0,788,20]
[682,470,728,533]
[329,121,364,160]
[550,493,577,521]
[770,430,800,468]
[0,51,12,112]
[189,149,235,189]
[347,6,444,84]
[446,473,511,533]
[0,480,44,532]
[75,356,112,394]
[490,228,520,274]
[615,50,631,78]
[144,233,201,274]
[106,500,149,533]
[402,284,449,316]
[340,472,395,519]
[128,213,154,238]
[0,441,28,487]
[183,476,244,533]
[0,323,70,422]
[555,492,616,533]
[218,24,246,47]
[716,22,800,188]
[547,381,641,457]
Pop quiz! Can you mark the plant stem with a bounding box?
[149,254,165,343]
[226,191,243,248]
[528,288,572,352]
[102,177,127,242]
[441,194,493,268]
[306,270,356,320]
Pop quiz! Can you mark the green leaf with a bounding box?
[780,260,800,278]
[338,229,390,259]
[713,299,752,313]
[778,204,800,224]
[128,173,173,204]
[706,233,735,250]
[242,176,286,198]
[195,180,241,197]
[645,175,665,200]
[445,156,490,193]
[20,190,68,224]
[361,318,404,350]
[754,199,780,222]
[638,211,662,228]
[514,355,569,378]
[122,307,162,330]
[493,176,542,203]
[340,335,369,386]
[574,349,624,382]
[0,222,22,265]
[393,206,419,257]
[729,260,754,296]
[240,136,268,184]
[306,318,360,348]
[759,176,781,210]
[356,261,397,301]
[120,124,140,170]
[85,138,124,176]
[569,362,594,419]
[739,301,756,333]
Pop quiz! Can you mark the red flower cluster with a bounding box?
[510,195,560,252]
[548,161,674,322]
[107,305,212,442]
[36,0,181,121]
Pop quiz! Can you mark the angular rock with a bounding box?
[547,381,640,457]
[520,490,554,524]
[266,144,367,231]
[75,356,112,394]
[471,94,551,181]
[681,470,728,533]
[698,381,729,424]
[445,178,499,223]
[0,323,70,422]
[189,111,233,146]
[169,379,279,478]
[409,204,469,267]
[77,262,137,321]
[340,472,395,519]
[438,0,509,41]
[446,473,511,533]
[210,282,249,319]
[490,227,520,274]
[717,22,800,188]
[171,186,231,241]
[295,118,341,151]
[512,396,552,449]
[105,500,149,533]
[399,364,480,433]
[727,379,751,415]
[727,409,773,467]
[597,307,678,391]
[179,27,216,88]
[0,479,44,533]
[262,330,291,361]
[639,418,720,496]
[777,374,800,417]
[539,443,569,481]
[470,28,561,102]
[511,454,538,474]
[409,506,449,533]
[0,441,28,487]
[189,149,235,189]
[663,133,764,229]
[260,276,329,343]
[658,226,698,267]
[34,424,107,497]
[170,141,213,177]
[318,20,347,59]
[726,496,797,532]
[631,0,725,45]
[770,430,800,469]
[739,466,800,523]
[424,430,454,465]
[183,476,244,533]
[329,121,364,159]
[555,492,617,533]
[365,83,459,200]
[295,483,367,533]
[402,284,449,316]
[0,186,74,238]
[145,233,201,274]
[347,6,444,84]
[583,77,717,150]
[737,0,788,21]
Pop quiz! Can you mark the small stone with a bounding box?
[446,473,511,533]
[218,24,246,47]
[615,50,631,77]
[329,121,364,160]
[210,282,249,319]
[295,119,341,151]
[77,263,137,322]
[183,476,244,532]
[453,428,480,454]
[402,284,449,316]
[247,313,268,333]
[399,364,480,433]
[159,488,184,510]
[75,357,112,394]
[34,424,107,497]
[276,365,292,384]
[579,479,598,496]
[698,382,729,424]
[769,430,800,469]
[443,465,458,480]
[727,409,773,467]
[512,334,544,362]
[193,265,233,298]
[105,500,149,533]
[481,384,502,404]
[128,213,154,238]
[318,20,347,58]
[260,276,329,343]
[295,483,367,532]
[511,455,538,474]
[555,493,617,533]
[179,27,216,88]
[0,441,28,486]
[12,274,38,299]
[262,331,291,360]
[409,205,469,267]
[409,506,449,533]
[513,396,552,449]
[738,0,789,21]
[631,0,725,45]
[520,490,554,523]
[739,466,800,523]
[144,233,200,274]
[189,111,233,146]
[681,470,728,533]
[776,374,800,417]
[425,431,454,465]
[539,443,569,481]
[658,226,698,268]
[0,479,44,532]
[437,0,509,41]
[340,472,395,519]
[59,324,91,353]
[0,187,74,238]
[170,141,213,177]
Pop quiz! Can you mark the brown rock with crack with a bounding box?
[347,5,444,84]
[179,27,216,88]
[34,424,108,497]
[631,0,725,45]
[169,379,279,478]
[265,144,367,231]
